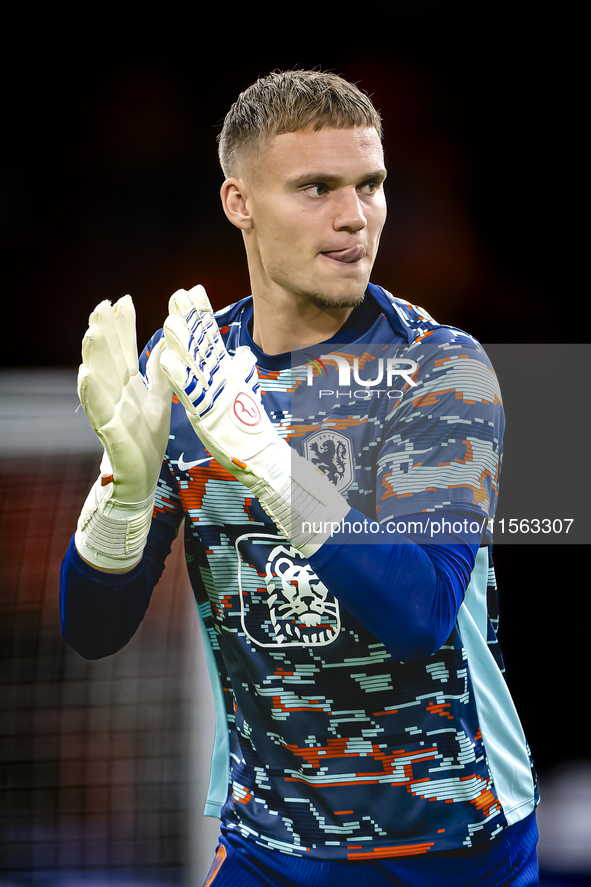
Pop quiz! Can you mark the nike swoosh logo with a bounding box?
[177,453,213,471]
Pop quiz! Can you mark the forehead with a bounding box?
[251,126,385,183]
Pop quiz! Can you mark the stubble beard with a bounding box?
[298,289,367,311]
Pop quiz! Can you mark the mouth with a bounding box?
[321,245,366,264]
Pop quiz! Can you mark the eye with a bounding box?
[302,183,329,198]
[358,179,380,194]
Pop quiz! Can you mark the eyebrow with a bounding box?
[287,169,387,188]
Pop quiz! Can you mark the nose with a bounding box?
[333,188,367,232]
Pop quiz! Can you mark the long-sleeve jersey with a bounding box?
[61,283,538,861]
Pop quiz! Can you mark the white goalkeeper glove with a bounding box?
[75,295,172,570]
[160,285,349,555]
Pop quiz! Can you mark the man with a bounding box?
[60,70,539,885]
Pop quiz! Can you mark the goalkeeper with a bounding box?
[60,70,539,885]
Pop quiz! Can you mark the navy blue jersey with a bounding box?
[136,283,537,861]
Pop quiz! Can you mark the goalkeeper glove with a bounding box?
[75,295,172,570]
[160,285,349,555]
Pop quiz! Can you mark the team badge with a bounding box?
[236,535,341,647]
[303,429,354,492]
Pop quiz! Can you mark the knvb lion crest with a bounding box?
[236,535,341,648]
[264,544,340,645]
[303,429,354,493]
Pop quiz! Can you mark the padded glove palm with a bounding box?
[78,295,171,502]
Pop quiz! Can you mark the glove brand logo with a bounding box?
[303,430,354,493]
[236,534,340,648]
[232,391,261,427]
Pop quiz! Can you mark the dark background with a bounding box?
[2,7,584,364]
[1,4,588,878]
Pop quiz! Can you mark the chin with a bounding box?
[299,286,367,311]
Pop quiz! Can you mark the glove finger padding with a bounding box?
[82,296,137,395]
[158,346,199,416]
[77,363,118,440]
[80,322,123,411]
[162,313,231,418]
[165,285,260,411]
[169,285,229,373]
[111,294,140,374]
[144,337,175,427]
[168,284,211,320]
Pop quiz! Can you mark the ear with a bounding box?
[220,178,252,230]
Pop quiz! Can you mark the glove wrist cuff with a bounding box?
[255,452,350,554]
[75,476,155,570]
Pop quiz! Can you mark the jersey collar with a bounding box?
[238,284,399,372]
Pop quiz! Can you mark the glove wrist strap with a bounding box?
[75,475,154,570]
[254,452,350,556]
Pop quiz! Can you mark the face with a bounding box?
[235,126,387,308]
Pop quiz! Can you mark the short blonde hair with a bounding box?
[218,69,382,178]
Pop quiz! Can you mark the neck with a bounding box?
[250,290,356,355]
